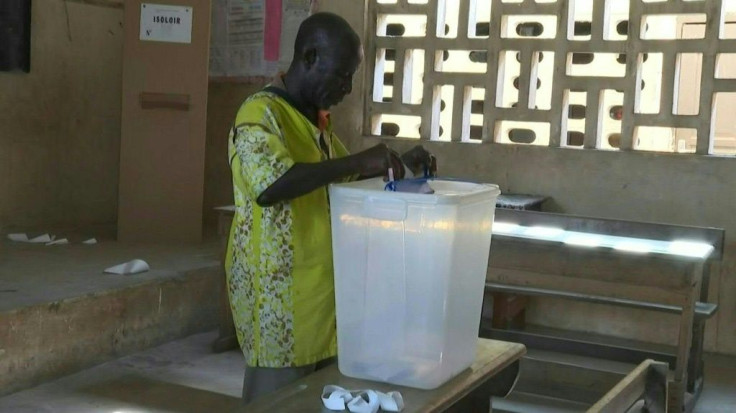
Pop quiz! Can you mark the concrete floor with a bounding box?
[0,331,734,413]
[0,332,244,413]
[0,238,219,312]
[696,352,736,413]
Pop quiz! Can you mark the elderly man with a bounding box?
[226,12,432,403]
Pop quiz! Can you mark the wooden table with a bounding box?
[239,339,525,413]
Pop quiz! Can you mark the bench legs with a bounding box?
[445,361,520,413]
[688,263,713,396]
[687,319,706,396]
[669,263,700,413]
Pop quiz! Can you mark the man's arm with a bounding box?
[256,143,403,206]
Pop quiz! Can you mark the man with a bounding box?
[226,12,432,403]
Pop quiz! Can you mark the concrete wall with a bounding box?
[0,1,123,234]
[319,0,736,355]
[0,0,243,236]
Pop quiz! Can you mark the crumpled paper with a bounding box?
[104,259,150,275]
[7,233,55,243]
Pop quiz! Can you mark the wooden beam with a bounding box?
[64,0,124,9]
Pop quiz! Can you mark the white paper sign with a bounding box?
[140,3,193,44]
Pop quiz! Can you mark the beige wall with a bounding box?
[319,0,736,355]
[0,0,260,236]
[0,0,236,237]
[0,1,123,235]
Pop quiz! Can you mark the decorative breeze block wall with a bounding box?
[363,0,736,155]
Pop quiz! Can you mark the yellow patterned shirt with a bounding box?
[225,85,350,368]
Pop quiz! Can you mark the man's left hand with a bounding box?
[400,145,434,176]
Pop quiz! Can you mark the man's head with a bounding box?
[287,12,363,110]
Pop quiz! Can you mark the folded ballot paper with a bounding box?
[104,259,150,275]
[384,163,436,195]
[321,385,404,413]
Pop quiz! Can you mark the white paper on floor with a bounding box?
[7,233,55,243]
[104,259,150,275]
[46,238,69,246]
[30,234,54,243]
[82,238,97,245]
[7,233,28,242]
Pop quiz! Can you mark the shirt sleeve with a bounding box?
[232,121,295,201]
[330,133,359,183]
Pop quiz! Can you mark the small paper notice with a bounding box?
[140,3,193,44]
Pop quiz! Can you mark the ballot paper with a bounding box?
[321,385,404,413]
[104,259,150,275]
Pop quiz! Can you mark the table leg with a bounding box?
[445,361,520,413]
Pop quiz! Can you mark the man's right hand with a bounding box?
[257,144,404,206]
[354,143,405,179]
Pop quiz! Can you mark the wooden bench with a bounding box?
[240,339,525,413]
[588,359,669,413]
[482,208,724,413]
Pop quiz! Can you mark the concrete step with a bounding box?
[0,239,222,397]
[0,331,244,413]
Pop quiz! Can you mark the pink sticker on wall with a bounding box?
[264,0,283,62]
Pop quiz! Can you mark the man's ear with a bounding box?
[304,48,317,68]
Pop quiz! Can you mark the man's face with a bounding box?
[306,43,363,110]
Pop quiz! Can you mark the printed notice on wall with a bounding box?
[140,3,193,44]
[210,0,315,79]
